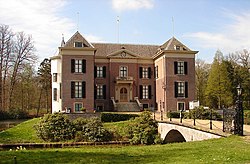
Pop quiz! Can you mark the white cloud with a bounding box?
[84,34,105,43]
[112,0,154,12]
[184,11,250,55]
[0,0,75,61]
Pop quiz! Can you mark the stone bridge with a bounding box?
[158,122,222,143]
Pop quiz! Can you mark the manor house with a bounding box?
[51,31,198,113]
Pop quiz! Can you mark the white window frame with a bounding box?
[97,85,103,99]
[120,66,128,78]
[142,85,149,99]
[74,102,83,112]
[74,42,83,47]
[97,66,103,78]
[142,67,148,78]
[75,81,82,98]
[75,59,82,73]
[177,81,185,97]
[177,61,184,75]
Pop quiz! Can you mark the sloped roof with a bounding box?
[160,37,191,51]
[64,31,94,48]
[92,43,159,58]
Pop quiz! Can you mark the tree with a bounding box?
[226,50,250,109]
[9,32,37,109]
[0,24,13,111]
[195,59,210,105]
[37,58,51,114]
[205,50,233,109]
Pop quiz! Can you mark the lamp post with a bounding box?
[234,84,243,136]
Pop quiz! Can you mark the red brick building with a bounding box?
[51,31,198,113]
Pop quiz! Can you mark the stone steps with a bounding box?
[116,102,140,112]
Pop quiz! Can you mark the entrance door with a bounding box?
[120,87,128,102]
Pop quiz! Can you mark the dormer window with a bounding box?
[74,42,83,47]
[174,45,181,50]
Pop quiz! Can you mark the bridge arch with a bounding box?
[163,129,186,143]
[158,122,222,142]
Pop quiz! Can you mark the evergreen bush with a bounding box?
[34,113,75,142]
[101,113,139,122]
[126,111,161,145]
[75,117,112,142]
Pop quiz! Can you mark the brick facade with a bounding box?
[51,31,198,113]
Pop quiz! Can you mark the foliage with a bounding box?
[126,111,161,145]
[205,50,234,109]
[34,113,75,142]
[101,112,139,122]
[188,106,222,120]
[75,117,112,142]
[0,109,30,120]
[0,24,38,114]
[72,117,88,131]
[195,59,210,105]
[37,58,52,114]
[167,111,181,118]
[8,109,29,119]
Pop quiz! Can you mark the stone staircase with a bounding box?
[116,102,140,112]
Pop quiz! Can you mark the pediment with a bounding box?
[107,49,140,58]
[64,31,94,48]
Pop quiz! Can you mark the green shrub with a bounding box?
[126,111,161,145]
[167,111,181,118]
[0,110,10,120]
[75,117,112,142]
[188,106,222,120]
[72,117,88,131]
[34,113,75,142]
[101,113,139,122]
[244,111,250,125]
[9,109,29,119]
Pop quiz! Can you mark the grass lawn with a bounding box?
[0,118,43,143]
[0,136,250,163]
[1,118,250,163]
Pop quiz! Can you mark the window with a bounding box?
[155,66,158,79]
[177,102,185,111]
[142,86,149,99]
[97,85,103,99]
[174,82,188,98]
[139,67,151,79]
[75,82,82,98]
[175,45,181,50]
[74,42,83,47]
[71,81,86,98]
[142,67,148,78]
[120,66,127,78]
[53,88,57,101]
[75,103,83,112]
[174,61,187,75]
[53,73,57,82]
[71,59,86,73]
[139,85,152,99]
[95,85,106,99]
[95,66,106,78]
[75,59,82,73]
[97,67,103,78]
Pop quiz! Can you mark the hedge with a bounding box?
[100,113,139,122]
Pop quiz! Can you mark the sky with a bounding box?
[0,0,250,63]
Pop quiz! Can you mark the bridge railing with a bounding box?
[152,110,233,135]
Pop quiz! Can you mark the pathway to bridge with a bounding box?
[152,111,250,136]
